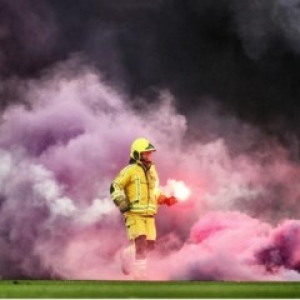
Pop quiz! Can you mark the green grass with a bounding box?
[0,280,299,298]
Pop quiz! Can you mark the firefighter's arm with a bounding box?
[110,168,131,213]
[153,165,178,206]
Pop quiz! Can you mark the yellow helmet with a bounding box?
[130,137,156,160]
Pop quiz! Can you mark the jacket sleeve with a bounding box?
[110,166,132,201]
[151,165,166,205]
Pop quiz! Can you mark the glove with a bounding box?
[164,196,178,206]
[113,195,131,213]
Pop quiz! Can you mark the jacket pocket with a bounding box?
[125,218,135,228]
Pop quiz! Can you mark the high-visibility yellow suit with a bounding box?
[111,160,163,240]
[110,137,177,279]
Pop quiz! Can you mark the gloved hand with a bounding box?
[164,196,178,206]
[113,195,131,213]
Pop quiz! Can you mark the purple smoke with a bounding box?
[0,56,299,280]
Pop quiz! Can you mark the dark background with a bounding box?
[1,0,300,153]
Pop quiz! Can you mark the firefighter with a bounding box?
[110,137,177,279]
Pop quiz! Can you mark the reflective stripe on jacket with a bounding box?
[110,162,162,215]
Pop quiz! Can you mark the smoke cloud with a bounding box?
[0,56,298,280]
[0,0,300,281]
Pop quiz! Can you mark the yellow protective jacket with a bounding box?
[110,162,164,215]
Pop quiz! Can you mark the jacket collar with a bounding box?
[129,158,152,171]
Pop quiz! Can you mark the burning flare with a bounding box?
[164,179,191,202]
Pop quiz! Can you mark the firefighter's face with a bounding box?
[141,151,153,162]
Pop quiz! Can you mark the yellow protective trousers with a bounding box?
[125,213,156,241]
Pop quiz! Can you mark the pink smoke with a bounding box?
[0,57,300,280]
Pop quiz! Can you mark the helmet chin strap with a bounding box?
[140,158,152,170]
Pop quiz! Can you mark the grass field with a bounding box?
[0,280,299,298]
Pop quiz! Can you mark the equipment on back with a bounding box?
[130,138,156,161]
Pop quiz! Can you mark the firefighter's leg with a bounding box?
[121,215,138,275]
[133,234,147,280]
[132,216,157,279]
[133,215,150,280]
[146,216,156,254]
[123,215,147,278]
[120,242,135,275]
